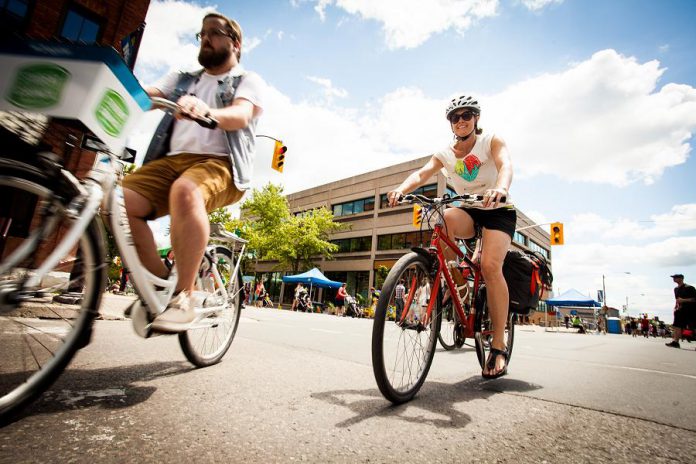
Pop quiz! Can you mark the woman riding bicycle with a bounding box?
[387,95,515,379]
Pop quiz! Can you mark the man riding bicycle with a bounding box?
[123,12,265,332]
[387,95,515,379]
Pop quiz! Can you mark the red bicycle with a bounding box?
[371,193,516,403]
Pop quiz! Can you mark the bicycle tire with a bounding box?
[473,286,515,370]
[0,165,104,425]
[438,301,458,350]
[371,252,442,404]
[179,246,242,367]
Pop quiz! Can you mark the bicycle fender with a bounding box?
[410,247,436,270]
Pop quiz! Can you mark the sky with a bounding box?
[128,0,696,321]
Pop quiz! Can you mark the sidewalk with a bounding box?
[12,292,134,321]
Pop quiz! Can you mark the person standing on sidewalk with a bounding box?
[666,274,696,348]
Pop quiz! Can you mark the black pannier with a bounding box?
[502,250,553,315]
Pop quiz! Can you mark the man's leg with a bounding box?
[123,188,169,279]
[480,228,512,376]
[169,176,209,294]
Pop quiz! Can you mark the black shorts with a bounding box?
[459,206,517,239]
[673,310,696,330]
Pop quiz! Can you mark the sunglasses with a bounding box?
[196,28,235,41]
[449,111,477,124]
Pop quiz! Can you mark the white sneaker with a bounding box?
[150,292,196,333]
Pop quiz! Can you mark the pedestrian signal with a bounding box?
[550,222,564,245]
[271,140,287,173]
[412,205,423,227]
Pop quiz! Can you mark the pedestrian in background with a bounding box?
[666,273,696,348]
[335,283,347,316]
[395,279,406,322]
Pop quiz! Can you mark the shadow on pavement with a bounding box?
[7,361,193,423]
[312,376,542,429]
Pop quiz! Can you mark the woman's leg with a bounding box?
[442,208,475,261]
[480,227,512,376]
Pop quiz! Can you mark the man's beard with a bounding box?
[198,45,231,68]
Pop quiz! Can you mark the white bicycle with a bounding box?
[0,40,246,423]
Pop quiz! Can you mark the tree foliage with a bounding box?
[224,183,345,273]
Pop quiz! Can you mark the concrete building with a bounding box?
[253,156,552,306]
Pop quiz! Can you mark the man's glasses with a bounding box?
[449,111,477,124]
[195,29,234,41]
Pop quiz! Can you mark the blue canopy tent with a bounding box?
[282,268,343,310]
[545,289,601,329]
[545,288,601,307]
[282,268,343,288]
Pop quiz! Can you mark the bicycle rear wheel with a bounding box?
[371,252,441,404]
[179,246,242,367]
[474,286,515,369]
[438,301,459,350]
[0,164,104,424]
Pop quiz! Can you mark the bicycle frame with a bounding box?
[6,149,246,321]
[398,217,483,334]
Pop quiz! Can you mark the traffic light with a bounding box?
[550,222,564,245]
[271,140,287,173]
[412,204,423,227]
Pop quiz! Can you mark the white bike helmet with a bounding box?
[445,95,481,120]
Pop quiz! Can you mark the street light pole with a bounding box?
[602,274,606,307]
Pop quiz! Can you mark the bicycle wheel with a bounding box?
[179,246,242,367]
[474,286,515,370]
[438,301,458,350]
[371,252,442,404]
[0,164,104,424]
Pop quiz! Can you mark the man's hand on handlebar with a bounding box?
[387,190,403,207]
[176,94,212,120]
[150,96,218,129]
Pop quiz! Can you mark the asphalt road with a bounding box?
[2,307,695,463]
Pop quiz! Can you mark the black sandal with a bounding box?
[482,347,508,379]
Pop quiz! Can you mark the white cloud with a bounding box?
[485,49,696,186]
[311,0,499,49]
[520,0,563,12]
[306,76,349,102]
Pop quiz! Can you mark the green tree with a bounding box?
[225,183,345,273]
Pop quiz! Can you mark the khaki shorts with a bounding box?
[122,153,244,219]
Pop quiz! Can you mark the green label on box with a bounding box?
[95,89,129,137]
[6,64,70,109]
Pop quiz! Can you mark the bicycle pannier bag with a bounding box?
[502,250,553,315]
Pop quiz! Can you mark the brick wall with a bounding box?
[26,0,150,53]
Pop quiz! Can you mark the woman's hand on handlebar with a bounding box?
[387,190,403,207]
[482,187,507,208]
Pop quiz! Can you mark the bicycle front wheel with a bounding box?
[179,246,242,367]
[474,287,515,370]
[371,252,441,404]
[0,165,104,424]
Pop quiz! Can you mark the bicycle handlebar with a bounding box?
[399,193,508,208]
[150,97,219,130]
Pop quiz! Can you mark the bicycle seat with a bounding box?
[209,222,247,244]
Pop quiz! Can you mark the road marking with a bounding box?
[518,353,696,380]
[310,328,341,334]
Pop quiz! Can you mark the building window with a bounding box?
[377,231,432,250]
[513,231,527,247]
[331,235,372,253]
[332,196,375,218]
[529,240,549,259]
[0,0,31,31]
[380,183,438,209]
[60,6,102,43]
